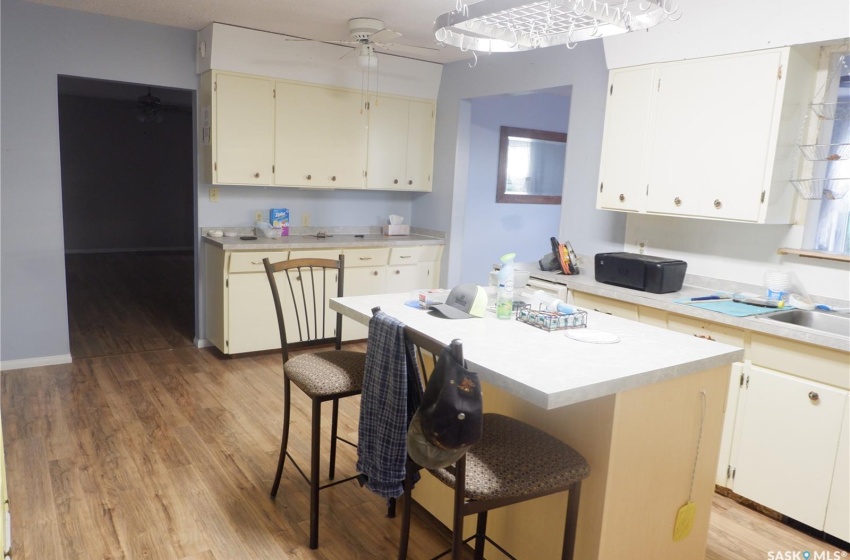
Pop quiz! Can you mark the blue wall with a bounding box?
[459,92,568,285]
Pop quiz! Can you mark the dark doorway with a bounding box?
[58,76,195,359]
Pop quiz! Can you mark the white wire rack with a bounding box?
[434,0,676,54]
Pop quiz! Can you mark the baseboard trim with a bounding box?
[1,353,72,371]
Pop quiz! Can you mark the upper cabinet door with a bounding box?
[366,95,409,190]
[597,65,656,212]
[645,51,784,221]
[275,82,367,189]
[214,73,274,185]
[405,100,435,192]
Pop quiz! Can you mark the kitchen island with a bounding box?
[331,293,744,560]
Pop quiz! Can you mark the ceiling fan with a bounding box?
[136,87,189,123]
[292,18,440,68]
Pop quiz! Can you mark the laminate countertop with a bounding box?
[202,227,444,251]
[517,262,850,353]
[331,292,743,409]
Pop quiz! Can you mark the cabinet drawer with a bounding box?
[228,251,288,273]
[289,249,341,261]
[667,314,746,348]
[750,332,849,390]
[343,247,390,267]
[571,291,639,321]
[389,246,421,265]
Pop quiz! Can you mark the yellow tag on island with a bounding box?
[673,501,696,541]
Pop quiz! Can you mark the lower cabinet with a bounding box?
[565,288,849,539]
[729,364,846,531]
[825,396,850,542]
[205,243,443,352]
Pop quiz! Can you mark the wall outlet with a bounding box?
[255,211,264,222]
[209,187,220,203]
[638,241,647,255]
[302,213,311,227]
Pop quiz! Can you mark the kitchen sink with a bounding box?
[762,309,850,337]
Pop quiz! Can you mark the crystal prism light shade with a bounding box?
[434,0,677,52]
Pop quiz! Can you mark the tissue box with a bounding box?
[383,224,410,236]
[270,208,290,236]
[418,289,450,308]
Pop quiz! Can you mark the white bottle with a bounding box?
[496,253,516,319]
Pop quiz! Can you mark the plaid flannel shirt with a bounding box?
[356,311,423,499]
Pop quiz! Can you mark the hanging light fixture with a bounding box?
[434,0,680,53]
[357,43,378,69]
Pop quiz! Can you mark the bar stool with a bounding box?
[263,254,365,549]
[399,328,590,560]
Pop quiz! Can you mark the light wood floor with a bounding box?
[0,251,842,559]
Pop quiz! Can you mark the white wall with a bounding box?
[459,92,568,286]
[0,0,198,368]
[420,41,624,287]
[604,0,850,300]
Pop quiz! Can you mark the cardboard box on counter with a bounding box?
[270,208,290,236]
[383,224,410,236]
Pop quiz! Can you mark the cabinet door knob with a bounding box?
[394,269,401,275]
[372,271,378,276]
[306,174,312,180]
[808,391,820,402]
[331,175,337,181]
[254,172,260,178]
[393,179,399,185]
[408,180,413,185]
[714,199,722,209]
[619,194,625,202]
[674,197,682,206]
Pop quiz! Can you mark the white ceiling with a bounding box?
[25,0,474,64]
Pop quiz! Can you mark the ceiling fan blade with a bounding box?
[339,48,356,61]
[369,28,401,43]
[377,42,442,56]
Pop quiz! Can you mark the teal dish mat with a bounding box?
[673,299,785,317]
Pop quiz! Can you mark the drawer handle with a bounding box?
[331,175,337,181]
[593,308,612,315]
[808,391,820,402]
[714,199,722,209]
[399,255,412,259]
[408,180,413,185]
[254,172,260,178]
[372,271,378,276]
[306,174,312,180]
[695,334,715,342]
[619,194,625,202]
[251,261,263,265]
[394,270,401,275]
[360,257,372,261]
[393,179,399,185]
[674,197,682,206]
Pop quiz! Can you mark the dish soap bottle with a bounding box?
[496,252,516,320]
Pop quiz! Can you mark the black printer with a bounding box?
[594,253,687,294]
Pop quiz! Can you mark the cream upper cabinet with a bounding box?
[597,65,656,212]
[597,46,819,223]
[730,364,846,531]
[274,81,367,189]
[211,72,275,186]
[367,95,435,192]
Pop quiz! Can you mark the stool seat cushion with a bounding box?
[429,413,590,501]
[285,351,366,397]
